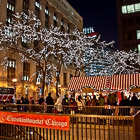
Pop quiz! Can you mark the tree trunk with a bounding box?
[42,71,45,96]
[56,68,61,96]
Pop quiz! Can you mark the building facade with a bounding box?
[0,0,83,100]
[116,0,140,51]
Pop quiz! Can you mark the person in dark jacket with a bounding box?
[46,93,54,113]
[62,94,69,114]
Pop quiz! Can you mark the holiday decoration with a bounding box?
[0,11,140,95]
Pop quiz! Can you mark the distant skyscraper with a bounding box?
[116,0,140,51]
[83,27,115,76]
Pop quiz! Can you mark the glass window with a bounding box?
[53,13,57,21]
[135,3,140,12]
[35,1,41,10]
[45,6,49,15]
[21,37,28,48]
[53,13,57,27]
[7,0,15,24]
[35,0,40,18]
[122,6,127,14]
[7,58,16,79]
[23,0,29,14]
[137,30,140,39]
[138,44,140,52]
[127,4,134,13]
[23,62,30,81]
[45,6,49,29]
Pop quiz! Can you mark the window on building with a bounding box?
[21,37,28,48]
[67,24,70,33]
[7,58,16,79]
[23,62,30,81]
[70,74,73,79]
[122,6,127,14]
[122,3,140,14]
[53,13,57,27]
[61,19,64,32]
[63,73,67,86]
[7,0,15,24]
[138,44,140,52]
[135,3,140,12]
[23,0,29,14]
[45,6,49,29]
[35,0,41,18]
[137,30,140,39]
[127,4,134,13]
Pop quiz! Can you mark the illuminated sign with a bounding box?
[0,112,69,130]
[83,27,98,38]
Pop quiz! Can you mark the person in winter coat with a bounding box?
[76,95,85,113]
[55,94,63,113]
[46,92,54,113]
[70,97,78,114]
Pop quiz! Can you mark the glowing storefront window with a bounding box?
[127,5,134,13]
[122,6,127,14]
[138,44,140,52]
[135,3,140,12]
[137,30,140,39]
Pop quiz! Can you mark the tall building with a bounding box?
[0,0,83,100]
[116,0,140,51]
[83,27,115,77]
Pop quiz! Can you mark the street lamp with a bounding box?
[12,78,17,83]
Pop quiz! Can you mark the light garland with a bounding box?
[0,11,139,88]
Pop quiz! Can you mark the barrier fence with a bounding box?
[0,105,140,140]
[1,104,140,116]
[0,114,136,140]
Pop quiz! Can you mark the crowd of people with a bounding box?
[3,92,139,115]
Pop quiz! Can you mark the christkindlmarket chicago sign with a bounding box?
[0,112,69,130]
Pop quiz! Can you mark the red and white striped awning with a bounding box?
[68,76,109,91]
[110,73,140,90]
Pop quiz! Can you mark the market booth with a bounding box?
[68,76,110,99]
[68,73,140,102]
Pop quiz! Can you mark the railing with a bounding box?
[0,113,136,140]
[1,104,140,116]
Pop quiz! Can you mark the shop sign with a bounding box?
[130,87,140,92]
[0,112,69,130]
[82,88,94,93]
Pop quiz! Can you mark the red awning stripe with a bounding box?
[110,73,140,90]
[68,73,140,91]
[68,76,109,91]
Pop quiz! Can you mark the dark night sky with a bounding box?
[67,0,118,48]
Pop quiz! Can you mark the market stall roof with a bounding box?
[110,73,140,90]
[68,76,109,91]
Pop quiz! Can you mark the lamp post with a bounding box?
[12,78,17,94]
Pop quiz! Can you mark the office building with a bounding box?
[0,0,83,99]
[116,0,140,51]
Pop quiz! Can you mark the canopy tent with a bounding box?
[68,73,140,92]
[68,76,109,91]
[110,73,140,90]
